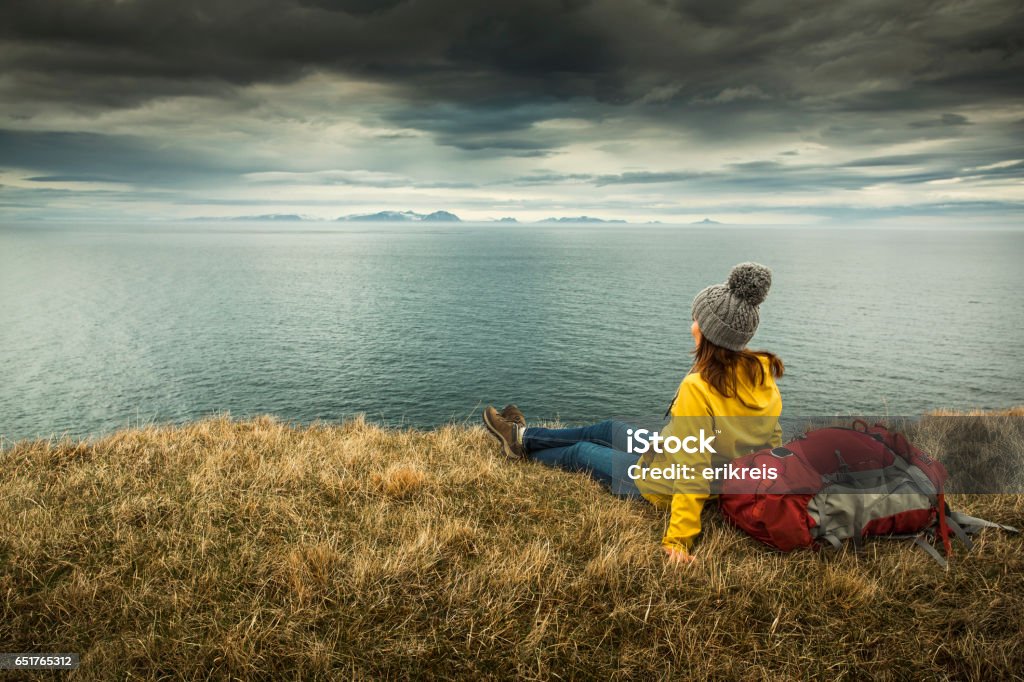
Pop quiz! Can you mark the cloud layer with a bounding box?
[1,0,1022,222]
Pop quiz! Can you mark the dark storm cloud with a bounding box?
[3,0,1021,123]
[509,155,1024,192]
[0,0,617,111]
[0,129,241,184]
[909,113,972,129]
[379,98,582,153]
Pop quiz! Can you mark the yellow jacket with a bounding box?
[640,355,782,552]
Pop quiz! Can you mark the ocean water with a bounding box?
[1,222,1021,442]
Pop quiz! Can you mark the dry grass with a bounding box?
[1,412,1022,680]
[912,408,1024,493]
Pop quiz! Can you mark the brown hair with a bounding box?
[691,336,784,409]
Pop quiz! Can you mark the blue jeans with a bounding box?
[523,420,643,498]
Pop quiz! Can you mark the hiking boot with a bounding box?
[483,405,527,458]
[499,404,526,428]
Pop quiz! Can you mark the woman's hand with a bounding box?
[663,545,697,566]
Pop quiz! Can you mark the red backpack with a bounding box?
[717,420,1017,566]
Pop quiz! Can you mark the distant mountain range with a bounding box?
[187,211,714,225]
[538,215,628,224]
[337,210,462,222]
[337,212,626,223]
[186,213,307,222]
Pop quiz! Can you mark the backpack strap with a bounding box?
[923,511,1019,564]
[936,493,952,556]
[819,533,842,551]
[947,511,1020,534]
[945,515,973,551]
[810,505,1014,567]
[913,536,948,568]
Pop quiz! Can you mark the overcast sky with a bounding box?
[1,0,1022,224]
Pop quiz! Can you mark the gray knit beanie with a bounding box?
[691,262,772,351]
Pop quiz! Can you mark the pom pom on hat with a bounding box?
[727,262,772,306]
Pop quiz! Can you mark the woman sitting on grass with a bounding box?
[483,262,784,565]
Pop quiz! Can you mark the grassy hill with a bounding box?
[1,413,1022,679]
